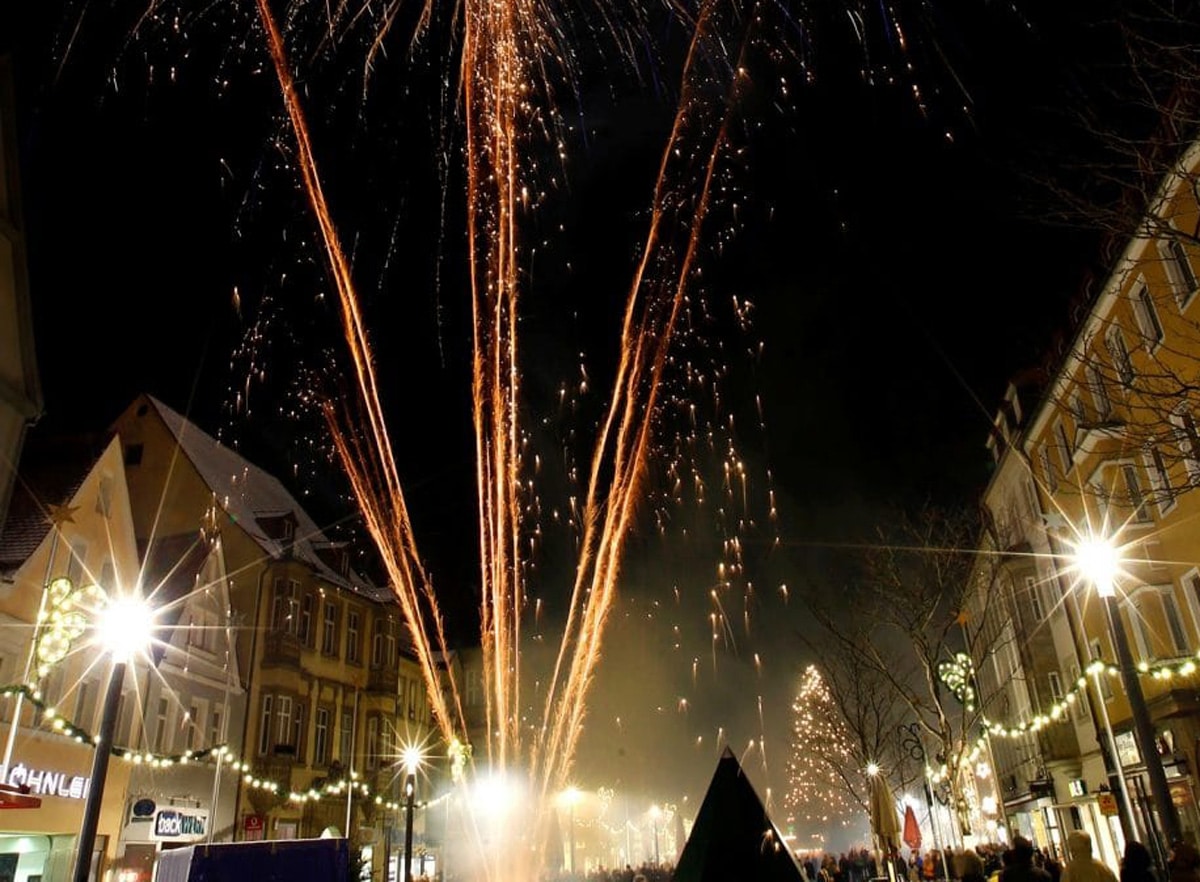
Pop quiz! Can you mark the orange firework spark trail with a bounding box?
[255,0,468,748]
[534,0,755,800]
[259,0,766,871]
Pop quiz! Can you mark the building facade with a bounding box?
[109,395,438,880]
[977,141,1200,864]
[0,434,142,882]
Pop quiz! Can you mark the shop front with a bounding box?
[0,736,131,882]
[116,801,211,882]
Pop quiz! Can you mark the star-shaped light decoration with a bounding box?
[45,503,80,528]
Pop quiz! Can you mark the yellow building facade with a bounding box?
[1002,142,1200,856]
[0,435,141,882]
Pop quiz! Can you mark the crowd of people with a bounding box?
[562,830,1200,882]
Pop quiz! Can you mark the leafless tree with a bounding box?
[801,502,1017,837]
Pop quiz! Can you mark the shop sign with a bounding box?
[0,763,89,800]
[1068,779,1087,797]
[1097,793,1119,816]
[151,807,209,842]
[243,815,264,842]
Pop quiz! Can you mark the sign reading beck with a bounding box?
[152,808,209,842]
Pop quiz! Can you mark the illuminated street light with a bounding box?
[1072,534,1182,849]
[402,746,423,882]
[559,786,583,878]
[72,591,155,882]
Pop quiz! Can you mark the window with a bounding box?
[1086,364,1112,421]
[210,709,223,747]
[347,610,361,664]
[1047,671,1064,704]
[276,695,293,748]
[365,717,379,771]
[271,579,301,635]
[1121,463,1152,523]
[1107,328,1135,386]
[74,681,94,733]
[314,708,330,766]
[1039,445,1058,493]
[340,711,353,763]
[408,680,420,721]
[372,619,385,668]
[66,540,88,587]
[386,624,397,667]
[1026,576,1044,623]
[466,668,482,707]
[1171,408,1200,481]
[292,703,305,758]
[1163,588,1190,655]
[299,594,314,645]
[259,695,274,755]
[1068,663,1088,721]
[322,603,338,656]
[155,697,171,753]
[185,704,201,751]
[1161,237,1198,306]
[99,559,115,594]
[1126,597,1154,662]
[1055,419,1073,473]
[1146,447,1174,513]
[1090,639,1113,701]
[124,443,144,466]
[1132,284,1165,348]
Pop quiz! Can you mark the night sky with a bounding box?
[0,0,1143,825]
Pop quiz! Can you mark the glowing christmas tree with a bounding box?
[784,664,861,850]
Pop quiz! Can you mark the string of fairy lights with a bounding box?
[920,648,1200,783]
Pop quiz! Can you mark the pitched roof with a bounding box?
[673,747,805,882]
[144,396,392,604]
[0,431,110,575]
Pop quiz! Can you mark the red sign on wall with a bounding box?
[244,814,264,841]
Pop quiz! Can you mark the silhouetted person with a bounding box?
[1001,836,1052,882]
[1121,842,1156,882]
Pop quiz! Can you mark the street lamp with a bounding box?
[649,804,661,865]
[1073,535,1183,848]
[401,746,422,882]
[72,594,154,882]
[559,786,582,878]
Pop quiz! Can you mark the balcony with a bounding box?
[262,631,303,668]
[367,665,399,695]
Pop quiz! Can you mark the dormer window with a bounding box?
[313,542,351,577]
[256,511,299,544]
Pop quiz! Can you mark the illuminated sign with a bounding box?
[1068,779,1087,797]
[152,808,209,842]
[0,764,90,800]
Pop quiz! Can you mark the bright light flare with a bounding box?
[96,595,155,663]
[865,762,880,777]
[1071,535,1121,598]
[558,786,582,807]
[402,744,425,776]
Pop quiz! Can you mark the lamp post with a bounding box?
[898,723,951,882]
[649,805,661,865]
[72,595,154,882]
[559,787,582,878]
[402,747,422,882]
[1073,537,1182,849]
